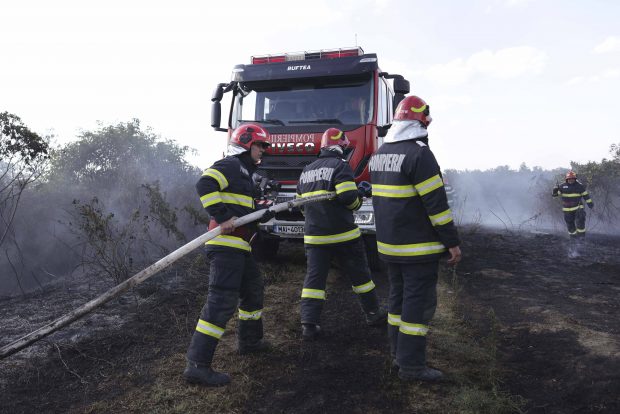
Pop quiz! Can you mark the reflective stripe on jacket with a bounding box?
[552,180,593,211]
[197,154,257,252]
[296,149,361,245]
[370,138,460,263]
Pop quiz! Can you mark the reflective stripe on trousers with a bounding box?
[387,260,438,371]
[301,239,379,325]
[186,250,264,365]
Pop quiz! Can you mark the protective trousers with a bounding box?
[186,249,264,365]
[564,209,586,238]
[387,261,438,371]
[301,238,379,325]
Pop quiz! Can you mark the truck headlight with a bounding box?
[354,212,374,225]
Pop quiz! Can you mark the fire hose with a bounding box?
[0,191,335,360]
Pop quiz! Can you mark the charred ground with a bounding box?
[1,228,618,413]
[457,230,620,413]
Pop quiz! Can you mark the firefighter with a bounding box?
[183,124,274,386]
[552,171,594,240]
[296,128,387,341]
[369,95,461,382]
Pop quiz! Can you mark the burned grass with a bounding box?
[1,237,527,414]
[457,229,620,413]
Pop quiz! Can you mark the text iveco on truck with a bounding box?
[211,47,410,269]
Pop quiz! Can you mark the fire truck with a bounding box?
[210,47,410,269]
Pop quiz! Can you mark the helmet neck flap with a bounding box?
[384,120,429,144]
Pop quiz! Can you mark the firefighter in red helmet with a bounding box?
[553,170,594,241]
[370,95,461,382]
[296,127,386,341]
[184,123,273,386]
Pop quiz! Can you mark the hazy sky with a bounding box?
[1,0,619,171]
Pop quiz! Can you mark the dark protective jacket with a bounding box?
[296,149,362,245]
[197,152,258,252]
[552,180,593,212]
[370,138,460,263]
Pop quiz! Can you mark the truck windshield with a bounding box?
[233,76,374,128]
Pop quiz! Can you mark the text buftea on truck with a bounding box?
[210,47,410,270]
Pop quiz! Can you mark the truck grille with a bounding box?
[276,209,304,221]
[258,155,316,182]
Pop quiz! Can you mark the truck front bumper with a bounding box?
[257,199,376,239]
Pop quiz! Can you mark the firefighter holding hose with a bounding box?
[296,128,387,341]
[183,124,274,386]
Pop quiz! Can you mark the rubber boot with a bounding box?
[183,360,231,386]
[185,323,230,386]
[365,307,388,326]
[398,366,444,382]
[358,289,382,324]
[238,339,272,355]
[302,323,322,341]
[238,319,271,355]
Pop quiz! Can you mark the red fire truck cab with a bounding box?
[211,47,410,269]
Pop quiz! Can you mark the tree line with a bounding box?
[1,111,618,296]
[1,114,207,296]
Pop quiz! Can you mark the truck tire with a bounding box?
[363,234,383,271]
[252,237,280,261]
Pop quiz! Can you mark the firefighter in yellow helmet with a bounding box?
[552,171,594,240]
[370,95,461,382]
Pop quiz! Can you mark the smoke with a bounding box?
[446,165,620,235]
[0,121,207,297]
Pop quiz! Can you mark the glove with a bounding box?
[259,209,276,223]
[357,181,372,198]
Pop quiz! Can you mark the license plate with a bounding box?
[276,194,296,204]
[274,225,304,235]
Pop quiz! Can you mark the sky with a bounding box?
[1,0,619,171]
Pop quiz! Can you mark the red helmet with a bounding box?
[320,128,350,149]
[394,95,432,126]
[230,123,271,151]
[565,171,577,180]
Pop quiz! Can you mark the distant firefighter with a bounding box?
[552,171,594,239]
[443,174,457,208]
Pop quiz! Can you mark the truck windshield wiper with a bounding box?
[240,119,285,126]
[289,119,343,125]
[259,119,285,125]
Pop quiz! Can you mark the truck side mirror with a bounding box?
[212,84,226,102]
[211,83,232,132]
[377,125,391,137]
[211,101,225,131]
[393,78,410,95]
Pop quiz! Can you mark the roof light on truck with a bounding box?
[252,55,286,64]
[251,47,364,64]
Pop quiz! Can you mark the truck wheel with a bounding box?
[252,238,280,261]
[363,234,383,271]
